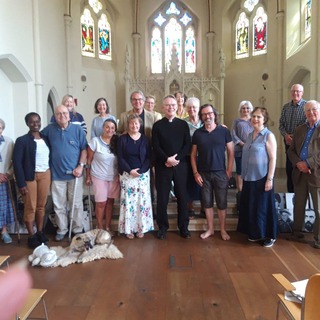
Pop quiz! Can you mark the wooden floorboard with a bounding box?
[2,200,320,320]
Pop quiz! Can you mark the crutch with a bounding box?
[87,183,93,230]
[7,179,21,244]
[68,177,79,242]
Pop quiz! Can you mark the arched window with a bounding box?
[253,7,267,56]
[98,14,111,60]
[81,9,95,57]
[236,12,249,59]
[304,0,312,40]
[149,1,196,74]
[235,1,268,59]
[80,1,112,60]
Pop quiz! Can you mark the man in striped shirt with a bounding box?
[279,84,307,192]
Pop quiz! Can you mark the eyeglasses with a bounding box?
[201,111,214,117]
[164,103,177,107]
[242,107,250,110]
[305,107,319,113]
[131,98,144,102]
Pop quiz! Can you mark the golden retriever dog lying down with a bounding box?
[30,229,123,268]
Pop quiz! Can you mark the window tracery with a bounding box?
[150,1,196,74]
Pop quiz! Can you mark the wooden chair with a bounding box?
[15,288,48,320]
[274,273,320,320]
[0,255,10,268]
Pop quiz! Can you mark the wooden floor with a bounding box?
[2,230,320,320]
[2,169,320,320]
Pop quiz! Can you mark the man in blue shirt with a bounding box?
[42,105,87,241]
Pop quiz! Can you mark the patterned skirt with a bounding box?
[118,170,154,235]
[0,181,15,228]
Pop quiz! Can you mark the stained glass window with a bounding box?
[81,4,112,61]
[243,0,259,12]
[89,0,102,14]
[151,28,162,73]
[98,14,111,60]
[81,9,95,57]
[185,27,195,73]
[236,12,249,59]
[253,7,267,56]
[165,18,182,72]
[150,1,196,74]
[304,0,312,40]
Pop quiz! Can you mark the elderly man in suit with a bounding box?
[118,90,162,139]
[288,100,320,248]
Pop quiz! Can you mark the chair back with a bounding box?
[302,273,320,320]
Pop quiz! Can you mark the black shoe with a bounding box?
[36,231,49,245]
[28,234,41,249]
[180,230,191,239]
[157,229,167,240]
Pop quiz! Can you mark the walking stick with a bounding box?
[7,179,21,244]
[68,177,79,242]
[87,183,93,230]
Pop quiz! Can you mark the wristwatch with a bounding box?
[79,162,85,167]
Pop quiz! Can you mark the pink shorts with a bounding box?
[91,175,120,202]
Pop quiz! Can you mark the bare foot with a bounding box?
[200,230,214,239]
[220,230,230,241]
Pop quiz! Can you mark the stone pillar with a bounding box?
[206,31,215,78]
[32,0,43,114]
[64,14,73,94]
[132,33,141,79]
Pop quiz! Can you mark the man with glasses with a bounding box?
[279,84,307,192]
[42,105,87,241]
[287,100,320,247]
[191,104,234,240]
[152,95,191,240]
[118,90,161,139]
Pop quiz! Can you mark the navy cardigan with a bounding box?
[13,132,50,188]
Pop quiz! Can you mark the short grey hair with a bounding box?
[238,100,253,113]
[185,97,200,108]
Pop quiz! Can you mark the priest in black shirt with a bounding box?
[152,95,191,240]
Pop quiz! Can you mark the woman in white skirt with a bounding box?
[117,114,154,239]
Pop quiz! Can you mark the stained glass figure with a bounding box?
[165,18,182,72]
[98,14,111,60]
[236,12,249,59]
[185,27,195,73]
[253,7,267,56]
[304,0,312,40]
[81,9,95,57]
[151,28,162,73]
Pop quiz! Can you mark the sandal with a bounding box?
[136,232,144,239]
[126,234,134,239]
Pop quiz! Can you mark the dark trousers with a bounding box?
[285,143,294,193]
[155,162,189,232]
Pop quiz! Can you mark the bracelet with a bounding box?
[193,172,198,176]
[267,177,273,181]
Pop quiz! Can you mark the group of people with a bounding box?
[232,84,320,249]
[1,85,319,250]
